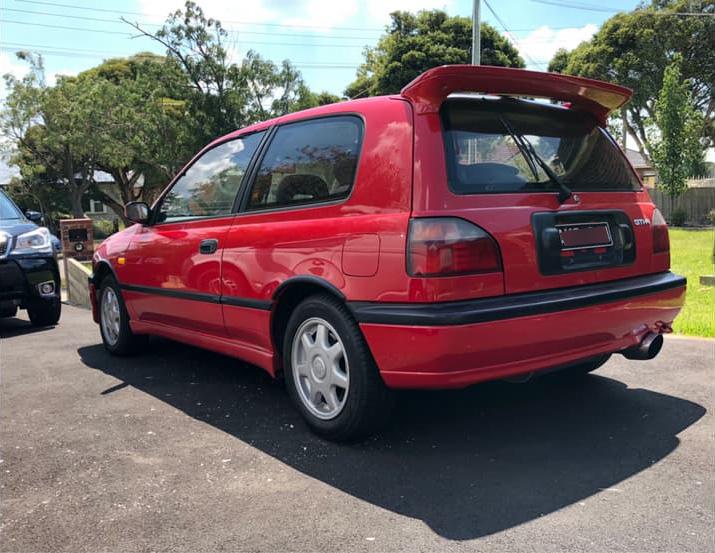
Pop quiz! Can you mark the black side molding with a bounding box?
[348,272,686,326]
[121,283,222,304]
[221,295,272,310]
[119,283,272,310]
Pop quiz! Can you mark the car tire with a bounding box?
[27,297,61,327]
[564,353,611,376]
[98,275,147,356]
[283,293,393,441]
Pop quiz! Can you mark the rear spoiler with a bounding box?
[400,65,632,124]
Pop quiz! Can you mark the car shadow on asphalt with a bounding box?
[0,316,57,338]
[78,339,705,541]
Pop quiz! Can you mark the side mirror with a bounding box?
[25,210,42,223]
[124,202,150,224]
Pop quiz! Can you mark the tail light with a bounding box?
[652,209,670,254]
[407,217,501,277]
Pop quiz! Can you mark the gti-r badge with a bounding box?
[633,218,651,226]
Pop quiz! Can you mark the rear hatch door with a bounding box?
[436,96,657,295]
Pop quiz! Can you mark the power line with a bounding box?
[482,0,546,67]
[529,0,622,12]
[530,0,715,15]
[0,7,383,40]
[0,19,373,47]
[9,0,628,34]
[1,17,133,36]
[14,0,387,31]
[0,42,359,68]
[0,9,582,44]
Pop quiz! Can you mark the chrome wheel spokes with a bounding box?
[100,287,121,346]
[291,317,349,420]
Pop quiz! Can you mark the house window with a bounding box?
[89,199,107,213]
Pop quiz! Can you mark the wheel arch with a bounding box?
[270,276,347,374]
[91,260,117,292]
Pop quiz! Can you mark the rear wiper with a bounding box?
[499,115,573,203]
[520,134,573,203]
[498,114,540,183]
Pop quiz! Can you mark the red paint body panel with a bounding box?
[220,98,416,309]
[91,68,685,392]
[342,234,380,277]
[363,286,685,389]
[121,217,234,334]
[410,107,668,298]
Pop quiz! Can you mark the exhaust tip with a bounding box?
[621,332,664,360]
[646,333,664,359]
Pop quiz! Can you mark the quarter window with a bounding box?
[159,131,265,222]
[247,116,363,210]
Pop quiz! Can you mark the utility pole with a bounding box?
[472,0,481,65]
[621,107,628,151]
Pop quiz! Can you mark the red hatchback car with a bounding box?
[90,65,686,440]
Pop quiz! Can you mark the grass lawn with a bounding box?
[669,228,715,338]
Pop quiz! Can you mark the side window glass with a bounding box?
[247,116,363,210]
[159,131,264,222]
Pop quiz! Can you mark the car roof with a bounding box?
[208,95,404,148]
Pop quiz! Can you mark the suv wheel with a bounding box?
[283,293,393,441]
[99,276,147,355]
[27,297,61,327]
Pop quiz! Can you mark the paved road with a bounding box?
[1,305,713,553]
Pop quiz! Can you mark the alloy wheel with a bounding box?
[100,287,121,346]
[291,317,350,420]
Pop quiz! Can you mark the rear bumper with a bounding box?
[351,272,686,389]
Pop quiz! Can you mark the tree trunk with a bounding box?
[92,187,130,225]
[70,188,85,218]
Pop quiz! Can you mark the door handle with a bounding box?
[199,239,219,254]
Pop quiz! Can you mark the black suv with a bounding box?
[0,190,61,326]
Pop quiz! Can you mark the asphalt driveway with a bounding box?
[1,305,713,552]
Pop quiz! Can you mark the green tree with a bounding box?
[345,10,524,98]
[5,125,71,232]
[547,48,571,73]
[3,1,324,224]
[126,1,313,141]
[651,56,704,202]
[76,54,197,217]
[553,0,713,162]
[1,54,98,218]
[292,87,342,111]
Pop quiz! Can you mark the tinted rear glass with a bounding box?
[441,97,640,194]
[247,116,363,211]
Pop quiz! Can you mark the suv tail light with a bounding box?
[407,217,502,277]
[652,209,670,254]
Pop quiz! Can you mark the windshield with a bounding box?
[441,97,641,194]
[0,192,23,220]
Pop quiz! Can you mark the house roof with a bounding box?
[625,148,652,169]
[73,170,114,183]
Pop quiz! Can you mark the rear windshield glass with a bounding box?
[441,97,641,194]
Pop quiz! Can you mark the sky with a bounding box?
[0,0,643,180]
